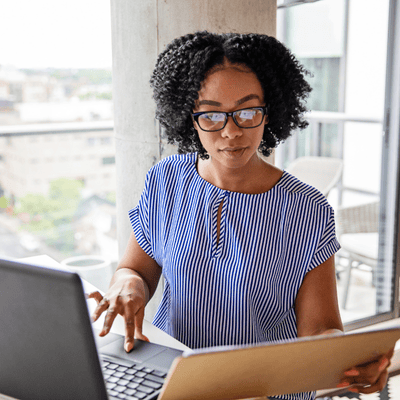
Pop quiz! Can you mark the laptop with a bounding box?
[0,258,182,400]
[1,257,400,400]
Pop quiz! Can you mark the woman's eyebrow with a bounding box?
[235,94,261,105]
[197,94,261,108]
[197,100,222,106]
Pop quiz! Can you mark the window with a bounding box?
[102,156,115,165]
[277,0,398,329]
[101,136,112,145]
[0,1,117,281]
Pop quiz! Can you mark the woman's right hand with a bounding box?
[88,232,162,352]
[88,271,150,352]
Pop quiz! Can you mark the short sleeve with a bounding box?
[307,206,341,272]
[128,172,155,260]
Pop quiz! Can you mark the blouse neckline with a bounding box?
[191,153,287,196]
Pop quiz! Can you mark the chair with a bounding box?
[285,156,343,197]
[336,201,379,309]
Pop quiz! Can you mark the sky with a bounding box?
[0,0,112,69]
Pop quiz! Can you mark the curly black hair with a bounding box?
[150,31,311,159]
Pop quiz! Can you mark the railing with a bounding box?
[277,110,383,160]
[0,120,114,137]
[275,110,384,203]
[277,0,323,8]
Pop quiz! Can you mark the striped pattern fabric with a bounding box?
[129,153,341,400]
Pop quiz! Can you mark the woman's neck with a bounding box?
[197,154,283,194]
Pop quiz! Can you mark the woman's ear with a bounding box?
[191,116,199,131]
[264,104,270,125]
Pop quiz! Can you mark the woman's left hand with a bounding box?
[337,348,394,394]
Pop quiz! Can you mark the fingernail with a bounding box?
[344,369,360,377]
[336,382,350,388]
[379,358,389,372]
[125,341,133,352]
[101,325,109,334]
[99,327,108,336]
[348,387,359,393]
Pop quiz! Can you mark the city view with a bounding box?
[0,64,117,270]
[0,65,113,125]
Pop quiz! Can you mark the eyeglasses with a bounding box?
[191,106,268,132]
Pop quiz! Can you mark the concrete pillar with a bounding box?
[111,1,159,259]
[111,0,276,317]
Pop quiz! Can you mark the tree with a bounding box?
[0,196,9,209]
[15,178,84,253]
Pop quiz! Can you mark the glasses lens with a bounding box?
[234,108,264,128]
[198,112,226,131]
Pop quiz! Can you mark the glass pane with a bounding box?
[277,0,393,325]
[300,57,341,112]
[0,1,115,292]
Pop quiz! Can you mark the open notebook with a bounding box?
[1,257,399,400]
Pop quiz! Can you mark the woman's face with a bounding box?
[192,62,267,170]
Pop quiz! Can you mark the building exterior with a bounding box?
[0,122,115,200]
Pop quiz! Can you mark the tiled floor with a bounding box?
[331,374,400,399]
[387,375,400,400]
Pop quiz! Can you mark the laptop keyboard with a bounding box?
[101,357,167,400]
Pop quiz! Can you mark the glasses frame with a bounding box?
[191,106,269,132]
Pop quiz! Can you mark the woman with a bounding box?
[90,32,393,398]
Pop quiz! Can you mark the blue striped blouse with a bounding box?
[129,153,340,400]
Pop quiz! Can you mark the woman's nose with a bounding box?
[221,116,242,138]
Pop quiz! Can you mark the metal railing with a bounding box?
[0,120,114,137]
[275,110,384,203]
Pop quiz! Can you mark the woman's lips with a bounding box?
[220,146,246,151]
[219,147,247,157]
